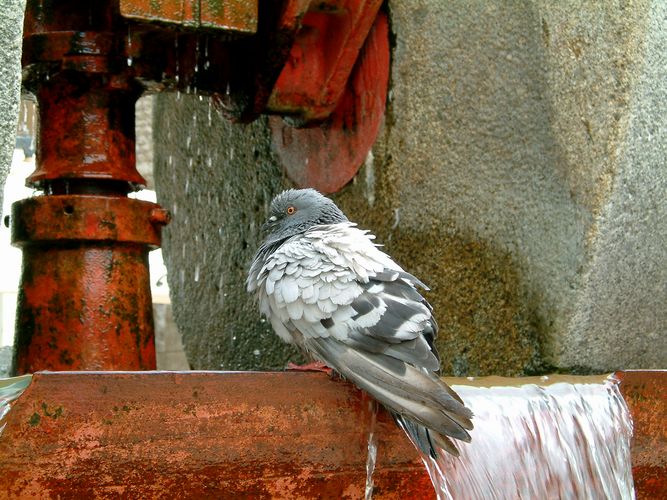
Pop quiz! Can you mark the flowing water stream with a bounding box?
[0,374,31,436]
[365,399,379,500]
[393,375,634,499]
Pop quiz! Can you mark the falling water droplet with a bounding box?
[1,376,33,437]
[365,400,378,500]
[194,37,200,74]
[391,208,401,230]
[174,36,180,84]
[194,264,200,282]
[364,150,376,207]
[126,26,133,66]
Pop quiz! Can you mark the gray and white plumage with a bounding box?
[247,188,473,457]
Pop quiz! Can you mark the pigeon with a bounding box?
[247,188,473,458]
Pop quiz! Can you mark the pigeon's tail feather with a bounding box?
[305,337,472,459]
[395,414,459,458]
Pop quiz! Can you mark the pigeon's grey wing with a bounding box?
[304,335,471,457]
[250,224,472,457]
[301,263,473,458]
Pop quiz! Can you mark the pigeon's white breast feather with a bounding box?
[253,224,405,345]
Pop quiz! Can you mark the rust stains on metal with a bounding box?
[27,73,144,187]
[617,370,667,500]
[119,0,258,34]
[13,0,173,373]
[9,187,164,375]
[12,196,165,247]
[0,371,664,497]
[0,372,435,499]
[12,244,157,374]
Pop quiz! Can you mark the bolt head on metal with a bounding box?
[150,208,171,225]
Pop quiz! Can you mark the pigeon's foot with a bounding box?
[287,360,334,376]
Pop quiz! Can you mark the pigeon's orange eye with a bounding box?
[287,206,296,215]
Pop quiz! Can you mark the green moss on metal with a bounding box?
[28,412,40,426]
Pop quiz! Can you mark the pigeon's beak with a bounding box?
[261,215,278,232]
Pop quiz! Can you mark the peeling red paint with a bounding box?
[0,371,663,498]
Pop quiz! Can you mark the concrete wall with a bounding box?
[154,102,302,370]
[0,0,25,211]
[154,1,666,374]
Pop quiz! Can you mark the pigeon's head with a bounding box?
[262,188,348,240]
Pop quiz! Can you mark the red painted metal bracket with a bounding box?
[268,0,384,122]
[270,10,390,193]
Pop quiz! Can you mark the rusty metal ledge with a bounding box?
[0,370,664,499]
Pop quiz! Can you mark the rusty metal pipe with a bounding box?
[11,196,165,373]
[12,0,170,374]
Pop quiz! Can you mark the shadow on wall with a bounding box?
[388,226,543,377]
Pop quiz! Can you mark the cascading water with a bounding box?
[365,399,379,500]
[403,375,634,499]
[0,375,31,436]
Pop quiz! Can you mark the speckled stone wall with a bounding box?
[0,0,25,210]
[154,1,666,374]
[154,99,302,370]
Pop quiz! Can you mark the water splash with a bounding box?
[365,399,379,500]
[126,26,133,67]
[0,375,32,436]
[408,376,634,500]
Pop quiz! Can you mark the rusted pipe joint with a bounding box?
[11,196,167,248]
[9,195,165,374]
